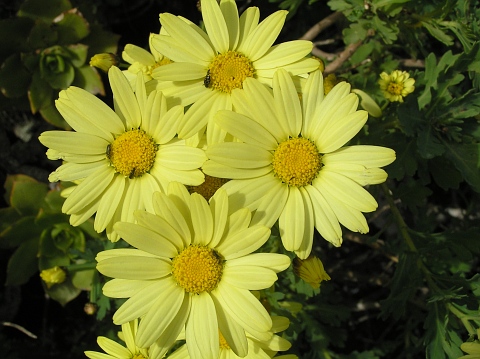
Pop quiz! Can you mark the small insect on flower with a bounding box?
[204,69,211,88]
[106,144,111,159]
[129,168,136,179]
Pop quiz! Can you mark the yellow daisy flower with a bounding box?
[85,319,149,359]
[293,254,330,289]
[96,183,291,359]
[151,0,319,144]
[162,316,292,359]
[38,67,206,242]
[203,69,396,259]
[122,32,173,87]
[378,69,415,103]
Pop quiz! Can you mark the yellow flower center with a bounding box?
[208,51,255,93]
[387,82,404,95]
[219,331,231,350]
[108,129,158,178]
[188,175,229,201]
[272,137,322,187]
[171,245,224,294]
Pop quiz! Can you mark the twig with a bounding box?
[2,321,38,339]
[324,40,363,74]
[399,58,425,68]
[300,11,344,41]
[311,48,336,61]
[344,232,399,263]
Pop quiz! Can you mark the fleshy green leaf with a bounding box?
[72,65,104,96]
[17,0,72,23]
[54,10,90,45]
[28,71,54,113]
[0,54,31,98]
[5,237,39,286]
[10,180,48,216]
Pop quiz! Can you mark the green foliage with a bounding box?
[0,0,119,128]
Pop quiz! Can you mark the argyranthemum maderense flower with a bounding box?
[203,69,396,259]
[163,315,292,359]
[38,66,206,242]
[122,32,173,87]
[150,0,319,144]
[85,319,148,359]
[378,69,415,103]
[96,183,290,359]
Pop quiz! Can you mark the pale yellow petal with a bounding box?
[95,175,126,232]
[152,62,206,81]
[278,187,305,252]
[202,0,229,53]
[209,189,229,248]
[136,278,186,347]
[190,193,214,246]
[97,336,131,358]
[157,144,207,170]
[302,70,324,138]
[39,131,109,155]
[293,187,315,259]
[273,68,302,136]
[220,0,239,50]
[251,179,288,227]
[322,145,396,168]
[223,265,278,289]
[97,256,171,280]
[254,40,313,69]
[216,225,270,260]
[202,160,272,179]
[159,13,215,63]
[215,110,278,150]
[237,7,259,49]
[109,66,141,128]
[227,253,290,273]
[185,293,219,359]
[122,43,156,65]
[207,142,272,168]
[238,10,287,61]
[102,278,151,298]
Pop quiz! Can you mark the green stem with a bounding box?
[64,261,97,272]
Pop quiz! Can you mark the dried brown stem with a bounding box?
[399,58,425,68]
[2,321,38,339]
[324,40,363,75]
[300,11,344,41]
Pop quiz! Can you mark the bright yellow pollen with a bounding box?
[387,82,404,95]
[188,175,229,201]
[219,331,231,350]
[108,129,157,178]
[208,51,255,93]
[272,137,322,187]
[171,245,224,294]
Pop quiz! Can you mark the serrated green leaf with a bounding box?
[428,156,462,190]
[5,237,39,286]
[343,22,368,44]
[417,126,445,159]
[372,16,398,44]
[422,21,454,46]
[443,142,480,193]
[380,251,423,320]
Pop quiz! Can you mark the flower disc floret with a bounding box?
[109,129,158,178]
[273,137,322,187]
[208,51,255,93]
[171,244,224,294]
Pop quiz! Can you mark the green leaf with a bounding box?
[81,24,120,57]
[380,251,423,320]
[397,95,425,136]
[64,43,88,68]
[28,71,54,113]
[443,142,480,193]
[10,180,48,216]
[382,134,418,180]
[0,208,22,237]
[343,22,368,44]
[27,22,58,49]
[422,21,454,46]
[417,126,445,159]
[71,266,94,291]
[39,100,70,129]
[5,237,39,286]
[17,0,72,23]
[0,17,34,61]
[424,303,463,359]
[428,156,462,191]
[72,65,104,96]
[45,277,81,306]
[42,189,66,213]
[0,54,31,98]
[54,10,90,45]
[372,16,398,44]
[0,216,41,249]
